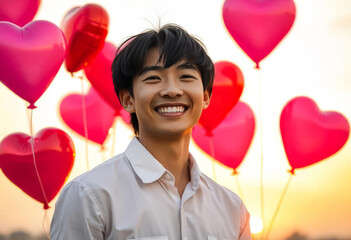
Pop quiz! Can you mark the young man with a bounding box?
[50,24,251,240]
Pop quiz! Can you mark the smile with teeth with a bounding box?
[156,106,186,113]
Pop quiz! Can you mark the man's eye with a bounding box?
[144,76,161,81]
[180,74,196,80]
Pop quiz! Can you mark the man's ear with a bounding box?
[119,90,135,113]
[203,90,211,110]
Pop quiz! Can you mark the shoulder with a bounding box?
[62,152,134,197]
[200,172,244,207]
[202,174,252,237]
[55,152,135,212]
[199,172,250,232]
[78,152,129,181]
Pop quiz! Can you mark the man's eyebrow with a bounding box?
[139,65,164,75]
[177,63,198,70]
[139,63,197,75]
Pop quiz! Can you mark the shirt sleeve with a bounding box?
[238,202,251,240]
[50,181,105,240]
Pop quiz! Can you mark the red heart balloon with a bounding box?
[0,20,66,109]
[0,0,41,27]
[198,61,244,135]
[280,96,350,174]
[84,42,122,112]
[61,4,109,73]
[222,0,296,68]
[59,88,116,145]
[193,102,255,173]
[0,128,75,209]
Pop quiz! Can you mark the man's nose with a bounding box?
[160,79,183,98]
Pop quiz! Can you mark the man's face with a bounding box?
[121,47,210,138]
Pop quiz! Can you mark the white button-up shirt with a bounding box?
[50,137,251,240]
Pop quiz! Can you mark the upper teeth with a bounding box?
[157,106,185,113]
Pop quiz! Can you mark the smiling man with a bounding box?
[50,24,251,240]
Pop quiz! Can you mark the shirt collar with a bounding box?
[125,137,213,191]
[125,137,167,184]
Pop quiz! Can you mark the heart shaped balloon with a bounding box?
[199,61,244,135]
[222,0,296,68]
[0,20,66,109]
[0,128,75,209]
[280,96,350,173]
[59,88,116,145]
[84,42,122,112]
[61,4,109,73]
[193,102,255,173]
[0,0,41,27]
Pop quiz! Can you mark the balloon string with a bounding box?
[29,109,49,209]
[257,68,265,240]
[110,121,117,158]
[42,209,50,239]
[100,146,106,163]
[209,137,217,181]
[80,77,90,171]
[26,106,31,129]
[264,173,293,240]
[234,174,245,203]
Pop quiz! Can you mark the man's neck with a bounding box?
[137,133,191,197]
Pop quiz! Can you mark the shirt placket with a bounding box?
[162,171,199,240]
[180,182,197,240]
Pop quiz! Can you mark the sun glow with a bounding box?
[250,216,263,234]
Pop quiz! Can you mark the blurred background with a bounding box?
[0,0,351,239]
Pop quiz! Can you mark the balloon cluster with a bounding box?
[193,61,254,174]
[191,0,349,178]
[59,6,129,146]
[196,1,350,239]
[0,2,130,208]
[0,0,73,209]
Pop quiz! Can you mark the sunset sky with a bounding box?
[1,0,351,239]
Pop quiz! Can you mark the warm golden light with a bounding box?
[0,1,351,239]
[250,216,263,234]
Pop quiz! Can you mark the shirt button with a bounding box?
[165,174,171,179]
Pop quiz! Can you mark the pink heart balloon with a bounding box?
[59,88,116,145]
[0,128,75,209]
[280,96,350,174]
[222,0,296,68]
[0,20,66,109]
[0,0,41,27]
[192,102,255,173]
[84,42,122,112]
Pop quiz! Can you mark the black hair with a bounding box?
[111,24,214,135]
